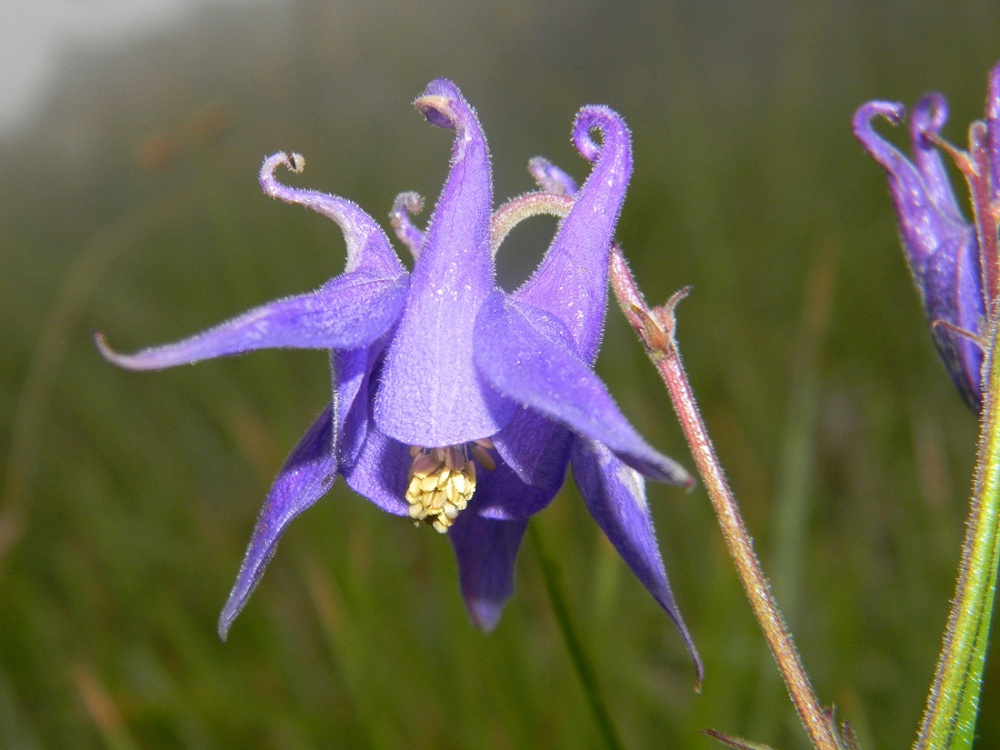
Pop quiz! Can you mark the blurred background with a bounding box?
[2,0,999,747]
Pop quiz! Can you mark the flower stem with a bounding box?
[530,524,625,750]
[609,247,842,750]
[915,313,1000,750]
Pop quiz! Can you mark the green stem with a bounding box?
[915,315,1000,750]
[530,525,625,750]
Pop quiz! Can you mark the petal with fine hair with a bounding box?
[448,512,529,631]
[218,404,336,640]
[515,106,632,363]
[97,273,409,370]
[909,94,967,223]
[852,101,972,277]
[527,156,578,196]
[475,291,692,486]
[259,151,405,278]
[375,79,516,447]
[854,100,985,409]
[490,408,574,492]
[571,438,702,682]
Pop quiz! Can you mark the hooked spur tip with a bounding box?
[259,151,307,200]
[911,93,949,147]
[94,332,129,368]
[851,100,906,142]
[572,105,629,163]
[93,332,164,372]
[413,94,455,129]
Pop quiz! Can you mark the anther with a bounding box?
[404,441,497,533]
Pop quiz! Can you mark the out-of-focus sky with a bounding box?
[0,0,274,136]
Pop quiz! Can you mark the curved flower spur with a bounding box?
[98,80,699,671]
[852,64,1000,412]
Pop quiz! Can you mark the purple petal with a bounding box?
[97,273,409,370]
[389,191,425,258]
[924,236,986,409]
[571,438,702,683]
[260,152,404,278]
[448,512,528,631]
[218,405,336,639]
[475,291,691,485]
[491,409,574,492]
[340,417,411,517]
[910,94,966,223]
[473,454,560,521]
[514,107,631,363]
[528,156,578,196]
[375,80,516,447]
[852,101,972,277]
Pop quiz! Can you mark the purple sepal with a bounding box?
[334,346,381,469]
[571,438,702,681]
[924,238,986,408]
[475,291,692,485]
[97,274,409,370]
[988,62,1000,203]
[218,405,336,639]
[448,512,529,631]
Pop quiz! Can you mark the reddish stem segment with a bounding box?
[609,246,842,750]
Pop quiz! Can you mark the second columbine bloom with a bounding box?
[853,63,1000,411]
[100,80,699,673]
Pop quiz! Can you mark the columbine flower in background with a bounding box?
[853,63,1000,412]
[98,79,699,667]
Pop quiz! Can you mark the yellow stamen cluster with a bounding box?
[405,440,496,533]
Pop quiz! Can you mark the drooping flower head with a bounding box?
[853,63,1000,411]
[99,80,700,678]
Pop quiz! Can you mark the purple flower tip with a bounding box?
[910,93,948,149]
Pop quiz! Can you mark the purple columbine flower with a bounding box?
[98,80,699,672]
[852,64,1000,412]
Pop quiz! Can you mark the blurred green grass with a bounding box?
[3,0,1000,747]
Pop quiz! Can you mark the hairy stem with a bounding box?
[915,313,1000,750]
[609,246,842,750]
